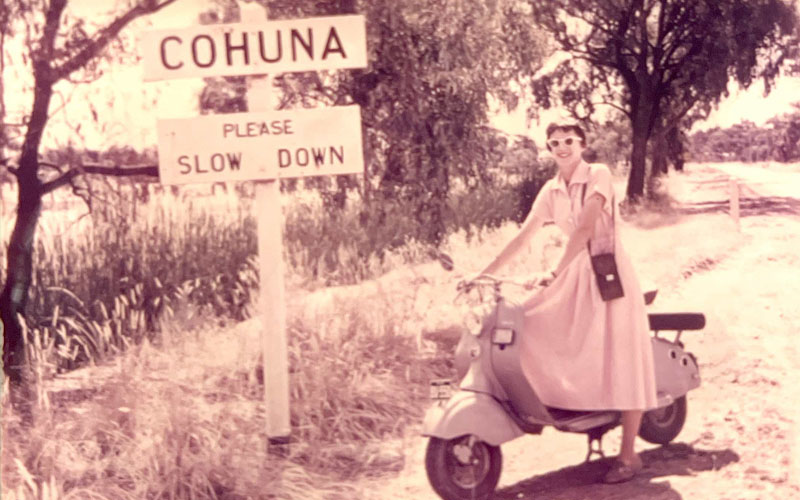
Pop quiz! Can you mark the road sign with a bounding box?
[143,9,368,450]
[156,106,364,185]
[142,15,367,81]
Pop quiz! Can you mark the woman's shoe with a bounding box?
[602,459,643,484]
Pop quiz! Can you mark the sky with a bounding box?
[5,0,800,152]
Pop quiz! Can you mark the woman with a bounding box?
[477,123,657,483]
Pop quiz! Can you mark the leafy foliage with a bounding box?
[526,0,798,199]
[1,0,552,391]
[585,115,634,169]
[689,110,800,162]
[200,0,548,246]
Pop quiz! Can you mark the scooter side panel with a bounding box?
[422,390,525,446]
[652,337,701,403]
[490,301,555,423]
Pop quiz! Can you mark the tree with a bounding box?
[199,0,548,245]
[527,0,798,201]
[769,106,800,161]
[690,108,800,162]
[585,113,632,169]
[1,0,175,400]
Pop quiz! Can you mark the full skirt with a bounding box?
[520,248,658,411]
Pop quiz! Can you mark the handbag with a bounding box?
[582,181,624,301]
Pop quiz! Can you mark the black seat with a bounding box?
[648,313,705,331]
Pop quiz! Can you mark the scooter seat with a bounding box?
[648,313,705,331]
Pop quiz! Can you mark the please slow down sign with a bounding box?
[156,105,363,185]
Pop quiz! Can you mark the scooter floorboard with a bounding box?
[546,407,596,421]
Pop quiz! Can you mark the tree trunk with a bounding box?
[647,132,668,199]
[2,61,53,389]
[651,134,668,176]
[626,85,657,203]
[627,124,649,202]
[1,160,42,387]
[666,126,685,171]
[1,0,176,403]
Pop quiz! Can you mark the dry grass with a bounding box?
[2,291,453,499]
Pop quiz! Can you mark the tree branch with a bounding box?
[636,0,649,73]
[38,161,63,172]
[572,10,630,48]
[40,0,68,77]
[609,2,639,94]
[53,0,178,81]
[594,99,630,117]
[40,164,158,194]
[657,96,701,132]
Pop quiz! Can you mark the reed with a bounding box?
[1,173,537,375]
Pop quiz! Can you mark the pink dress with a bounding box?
[521,161,658,411]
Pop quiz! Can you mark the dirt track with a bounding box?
[369,164,800,500]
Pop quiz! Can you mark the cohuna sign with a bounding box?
[142,15,367,80]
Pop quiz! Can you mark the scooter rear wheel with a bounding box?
[425,436,502,500]
[639,396,688,445]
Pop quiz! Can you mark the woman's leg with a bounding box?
[619,410,644,465]
[603,410,645,483]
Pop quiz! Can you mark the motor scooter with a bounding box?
[423,270,705,500]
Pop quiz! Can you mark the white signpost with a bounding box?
[143,5,367,451]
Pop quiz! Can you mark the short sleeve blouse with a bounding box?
[585,163,614,215]
[528,162,616,250]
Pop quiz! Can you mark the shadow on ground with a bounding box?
[494,442,739,500]
[678,197,800,217]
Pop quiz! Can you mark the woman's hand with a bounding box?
[462,271,485,284]
[524,271,556,290]
[457,271,485,292]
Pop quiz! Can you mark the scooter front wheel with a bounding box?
[425,435,502,500]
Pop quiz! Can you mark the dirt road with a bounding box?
[369,164,800,500]
[711,162,800,198]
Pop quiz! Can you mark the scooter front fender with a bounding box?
[422,390,524,446]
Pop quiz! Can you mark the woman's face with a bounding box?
[547,129,585,173]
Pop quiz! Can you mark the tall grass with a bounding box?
[1,172,542,375]
[1,189,258,375]
[1,276,455,499]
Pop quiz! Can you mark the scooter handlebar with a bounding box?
[457,274,541,294]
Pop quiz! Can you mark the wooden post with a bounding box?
[239,0,291,452]
[729,178,740,230]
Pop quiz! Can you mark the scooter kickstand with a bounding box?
[585,433,606,463]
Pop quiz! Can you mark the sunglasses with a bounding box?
[546,136,581,149]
